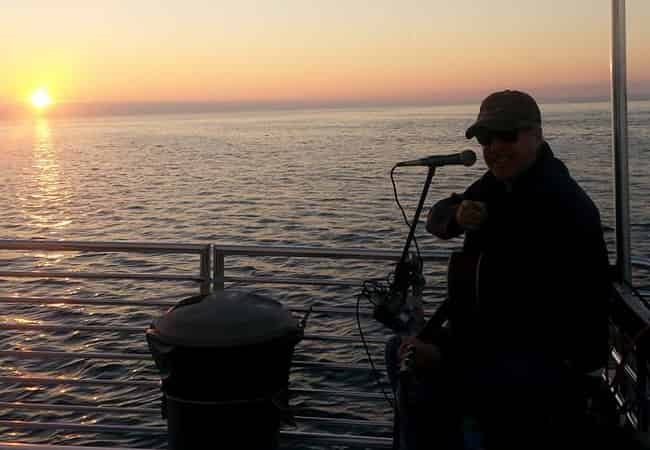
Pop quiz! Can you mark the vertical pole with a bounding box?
[611,0,632,285]
[199,246,211,295]
[214,248,225,291]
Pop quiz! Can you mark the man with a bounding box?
[391,90,611,449]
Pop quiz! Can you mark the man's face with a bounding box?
[476,128,540,181]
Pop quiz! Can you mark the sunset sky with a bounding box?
[2,0,650,115]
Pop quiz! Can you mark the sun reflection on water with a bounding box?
[22,118,74,233]
[3,317,41,325]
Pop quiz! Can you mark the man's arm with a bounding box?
[426,194,488,239]
[426,193,465,239]
[426,175,488,239]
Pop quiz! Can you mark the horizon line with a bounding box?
[3,94,650,120]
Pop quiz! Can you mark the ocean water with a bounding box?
[0,102,649,448]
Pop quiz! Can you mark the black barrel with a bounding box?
[146,290,303,450]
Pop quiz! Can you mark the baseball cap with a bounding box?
[465,90,542,139]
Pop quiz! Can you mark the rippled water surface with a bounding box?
[0,102,649,448]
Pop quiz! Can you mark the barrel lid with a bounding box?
[150,290,301,348]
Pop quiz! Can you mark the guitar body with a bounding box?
[447,251,482,308]
[415,251,483,343]
[446,251,483,334]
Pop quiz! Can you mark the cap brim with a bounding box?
[465,119,538,139]
[465,119,518,139]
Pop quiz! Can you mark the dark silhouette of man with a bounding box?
[387,90,611,449]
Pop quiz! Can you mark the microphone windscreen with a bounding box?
[460,150,477,167]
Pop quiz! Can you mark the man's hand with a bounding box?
[455,200,488,231]
[399,336,442,372]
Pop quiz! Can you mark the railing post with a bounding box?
[214,248,225,291]
[200,246,211,295]
[611,0,632,285]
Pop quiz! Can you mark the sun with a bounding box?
[30,88,53,110]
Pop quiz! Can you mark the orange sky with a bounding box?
[2,0,650,114]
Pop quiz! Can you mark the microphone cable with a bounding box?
[352,163,438,412]
[356,279,395,410]
[390,164,423,266]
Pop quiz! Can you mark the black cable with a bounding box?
[356,283,394,410]
[390,165,422,263]
[352,165,435,412]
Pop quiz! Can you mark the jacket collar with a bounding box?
[511,141,554,189]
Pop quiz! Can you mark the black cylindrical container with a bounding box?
[146,290,303,450]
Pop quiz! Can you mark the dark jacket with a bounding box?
[426,142,610,374]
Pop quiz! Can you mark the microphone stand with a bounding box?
[372,164,437,332]
[391,166,435,301]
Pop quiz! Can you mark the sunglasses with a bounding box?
[476,129,526,146]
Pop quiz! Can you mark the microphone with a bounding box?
[396,150,477,168]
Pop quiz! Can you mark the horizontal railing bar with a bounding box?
[281,430,392,447]
[0,401,157,415]
[294,415,392,428]
[0,422,392,448]
[0,272,421,288]
[293,305,376,315]
[0,350,150,361]
[0,296,177,308]
[293,387,389,400]
[0,443,154,450]
[0,351,386,372]
[214,244,448,261]
[216,244,650,272]
[0,420,164,435]
[294,305,443,316]
[0,239,209,254]
[0,402,390,428]
[0,323,145,334]
[0,376,158,388]
[0,295,379,311]
[0,271,202,282]
[0,376,388,400]
[0,297,441,319]
[1,239,647,269]
[0,323,387,344]
[0,296,378,313]
[304,334,386,344]
[222,276,368,287]
[294,360,387,372]
[223,276,448,289]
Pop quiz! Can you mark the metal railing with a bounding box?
[2,239,650,449]
[0,239,211,294]
[211,243,450,290]
[0,239,453,449]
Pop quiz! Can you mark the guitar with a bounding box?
[447,251,482,312]
[393,252,483,448]
[417,250,483,342]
